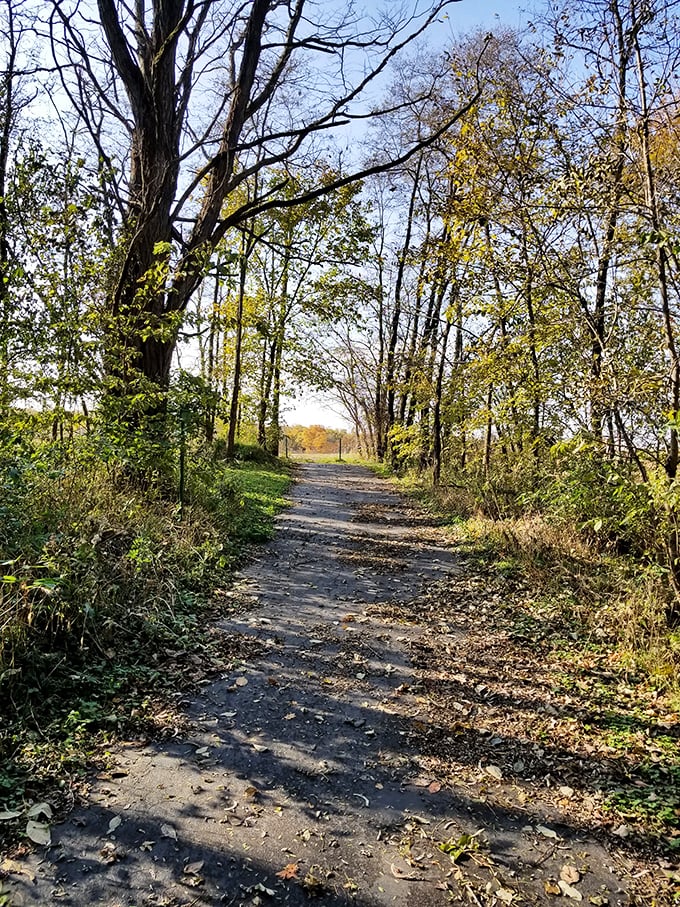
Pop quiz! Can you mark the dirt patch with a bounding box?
[352,501,444,529]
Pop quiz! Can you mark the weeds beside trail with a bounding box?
[377,468,680,868]
[384,467,680,696]
[0,441,292,840]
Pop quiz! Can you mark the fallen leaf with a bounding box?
[428,781,442,794]
[496,888,515,904]
[283,713,296,720]
[536,825,559,840]
[485,765,503,781]
[611,824,629,838]
[545,880,561,896]
[558,880,583,901]
[251,743,269,753]
[184,860,205,875]
[99,841,121,864]
[302,872,325,895]
[561,865,580,885]
[244,786,259,799]
[26,802,52,820]
[184,875,204,888]
[161,824,177,840]
[235,676,248,687]
[107,815,122,834]
[439,833,479,863]
[559,786,575,798]
[390,863,424,881]
[25,820,51,846]
[276,862,299,879]
[253,882,277,896]
[195,746,210,757]
[0,809,22,821]
[1,858,36,882]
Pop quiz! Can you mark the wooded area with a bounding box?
[0,0,679,842]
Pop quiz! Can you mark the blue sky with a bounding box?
[437,0,530,32]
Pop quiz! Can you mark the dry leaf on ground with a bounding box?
[276,862,299,879]
[25,821,50,846]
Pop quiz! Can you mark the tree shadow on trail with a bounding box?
[7,611,647,906]
[5,463,673,906]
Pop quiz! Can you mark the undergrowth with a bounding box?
[0,438,292,840]
[376,457,680,846]
[383,458,680,696]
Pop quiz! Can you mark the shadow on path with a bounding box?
[3,464,650,906]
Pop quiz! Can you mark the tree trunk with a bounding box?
[589,0,630,448]
[386,156,422,460]
[0,1,18,418]
[227,241,250,457]
[632,20,680,622]
[483,384,494,479]
[432,318,452,486]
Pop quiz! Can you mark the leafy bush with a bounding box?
[0,434,291,812]
[531,439,657,557]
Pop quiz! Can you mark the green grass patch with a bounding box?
[225,461,292,542]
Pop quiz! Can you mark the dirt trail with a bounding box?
[4,464,645,905]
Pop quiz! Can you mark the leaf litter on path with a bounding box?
[2,464,675,907]
[370,555,679,907]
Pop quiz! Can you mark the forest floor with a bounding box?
[1,463,678,907]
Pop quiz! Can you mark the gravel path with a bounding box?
[5,463,634,906]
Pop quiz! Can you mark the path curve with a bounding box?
[5,463,632,906]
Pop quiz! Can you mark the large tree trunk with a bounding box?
[97,0,271,405]
[632,20,680,623]
[0,0,19,418]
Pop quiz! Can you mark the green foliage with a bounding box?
[0,139,108,417]
[0,435,291,814]
[388,422,423,469]
[607,762,680,843]
[438,833,480,863]
[528,439,657,557]
[220,441,279,465]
